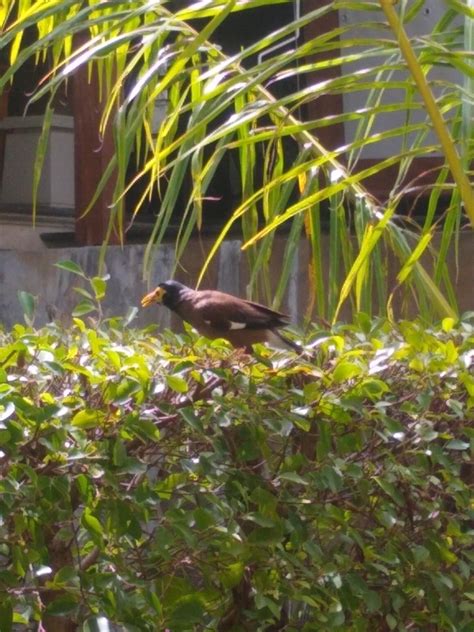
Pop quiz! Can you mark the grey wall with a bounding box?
[0,233,473,331]
[0,240,245,330]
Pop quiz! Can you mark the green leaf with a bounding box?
[73,287,94,301]
[128,416,160,442]
[53,566,77,586]
[364,590,382,613]
[0,430,11,445]
[278,471,309,486]
[321,465,343,493]
[72,409,103,429]
[54,260,86,276]
[170,595,205,625]
[81,508,103,536]
[245,512,276,528]
[446,440,469,450]
[442,317,456,332]
[332,361,362,382]
[32,97,54,222]
[113,439,127,466]
[17,291,36,323]
[220,561,245,589]
[123,306,139,327]
[374,477,404,506]
[316,420,332,460]
[166,374,189,394]
[193,507,214,530]
[72,300,96,317]
[45,595,78,616]
[255,593,281,618]
[91,277,107,300]
[0,598,12,632]
[397,231,433,284]
[180,407,203,431]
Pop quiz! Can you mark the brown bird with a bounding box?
[141,280,301,352]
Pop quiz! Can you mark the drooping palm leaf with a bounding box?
[0,0,471,321]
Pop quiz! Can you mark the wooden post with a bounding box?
[301,0,345,152]
[0,63,10,182]
[71,46,120,246]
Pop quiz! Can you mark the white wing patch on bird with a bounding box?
[229,321,247,330]
[203,319,246,330]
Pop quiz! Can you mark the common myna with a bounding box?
[141,280,301,352]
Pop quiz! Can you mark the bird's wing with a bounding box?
[189,290,290,331]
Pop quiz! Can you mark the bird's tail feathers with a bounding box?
[268,330,303,353]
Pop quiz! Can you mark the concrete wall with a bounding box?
[0,238,254,330]
[0,215,74,251]
[0,230,473,331]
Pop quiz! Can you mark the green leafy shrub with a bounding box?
[0,312,472,631]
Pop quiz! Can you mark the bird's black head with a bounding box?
[141,280,189,311]
[157,280,188,309]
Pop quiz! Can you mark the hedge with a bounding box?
[0,314,473,631]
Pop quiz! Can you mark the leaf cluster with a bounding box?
[0,315,473,630]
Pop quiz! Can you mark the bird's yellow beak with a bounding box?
[141,287,166,307]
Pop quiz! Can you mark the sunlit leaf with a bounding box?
[72,409,103,428]
[91,277,107,300]
[332,360,362,382]
[81,508,103,537]
[166,374,189,394]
